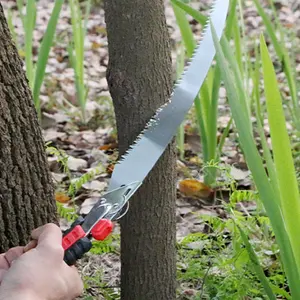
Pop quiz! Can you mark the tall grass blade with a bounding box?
[170,0,206,26]
[7,9,19,49]
[251,45,279,196]
[33,0,63,115]
[69,0,90,122]
[225,0,238,38]
[206,66,220,162]
[232,12,242,74]
[220,36,252,132]
[24,0,36,89]
[16,0,25,29]
[217,117,232,157]
[253,0,300,128]
[171,2,195,56]
[260,35,300,271]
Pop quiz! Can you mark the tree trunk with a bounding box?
[0,4,57,251]
[104,1,176,299]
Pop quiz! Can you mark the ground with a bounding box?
[2,0,300,299]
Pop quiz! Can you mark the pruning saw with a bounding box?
[62,0,229,266]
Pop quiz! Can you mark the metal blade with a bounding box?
[81,202,113,235]
[108,0,229,191]
[81,182,142,234]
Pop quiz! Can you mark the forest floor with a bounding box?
[3,0,300,299]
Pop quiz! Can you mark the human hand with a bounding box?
[0,223,83,300]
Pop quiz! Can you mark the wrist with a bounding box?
[0,288,40,300]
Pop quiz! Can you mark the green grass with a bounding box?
[68,0,91,123]
[176,186,288,299]
[11,0,64,117]
[253,0,300,131]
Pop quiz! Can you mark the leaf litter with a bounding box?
[2,0,300,298]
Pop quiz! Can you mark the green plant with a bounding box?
[46,142,105,195]
[46,143,105,224]
[7,9,21,53]
[253,0,300,131]
[67,165,105,198]
[90,234,120,255]
[176,182,290,299]
[46,144,71,178]
[56,202,78,222]
[212,22,300,298]
[82,269,120,300]
[171,1,300,296]
[13,0,63,117]
[68,0,91,123]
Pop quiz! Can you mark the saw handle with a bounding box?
[63,237,92,266]
[62,217,114,265]
[62,217,92,266]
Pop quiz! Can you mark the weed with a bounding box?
[68,0,91,123]
[10,0,63,117]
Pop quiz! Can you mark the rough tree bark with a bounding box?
[104,1,176,299]
[0,4,57,251]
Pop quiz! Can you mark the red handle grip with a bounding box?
[62,225,85,250]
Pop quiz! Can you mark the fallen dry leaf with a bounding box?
[91,41,103,50]
[99,143,118,151]
[55,192,70,203]
[106,163,115,175]
[178,179,213,199]
[43,128,67,142]
[188,156,202,165]
[51,172,67,183]
[82,180,107,191]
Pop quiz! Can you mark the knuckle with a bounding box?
[52,244,64,256]
[5,247,21,257]
[46,244,64,260]
[44,223,60,233]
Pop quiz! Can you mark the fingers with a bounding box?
[4,247,24,267]
[31,223,64,260]
[31,223,62,244]
[24,240,38,253]
[0,254,9,270]
[33,224,83,297]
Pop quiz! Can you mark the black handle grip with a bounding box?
[62,216,92,266]
[63,237,92,265]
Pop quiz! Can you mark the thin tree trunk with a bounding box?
[0,3,57,251]
[104,1,177,299]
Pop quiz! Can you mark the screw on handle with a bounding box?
[63,237,92,266]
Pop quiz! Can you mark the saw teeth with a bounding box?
[112,0,223,169]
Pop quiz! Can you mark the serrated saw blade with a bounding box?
[108,0,229,191]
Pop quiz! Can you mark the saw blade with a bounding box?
[108,0,229,191]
